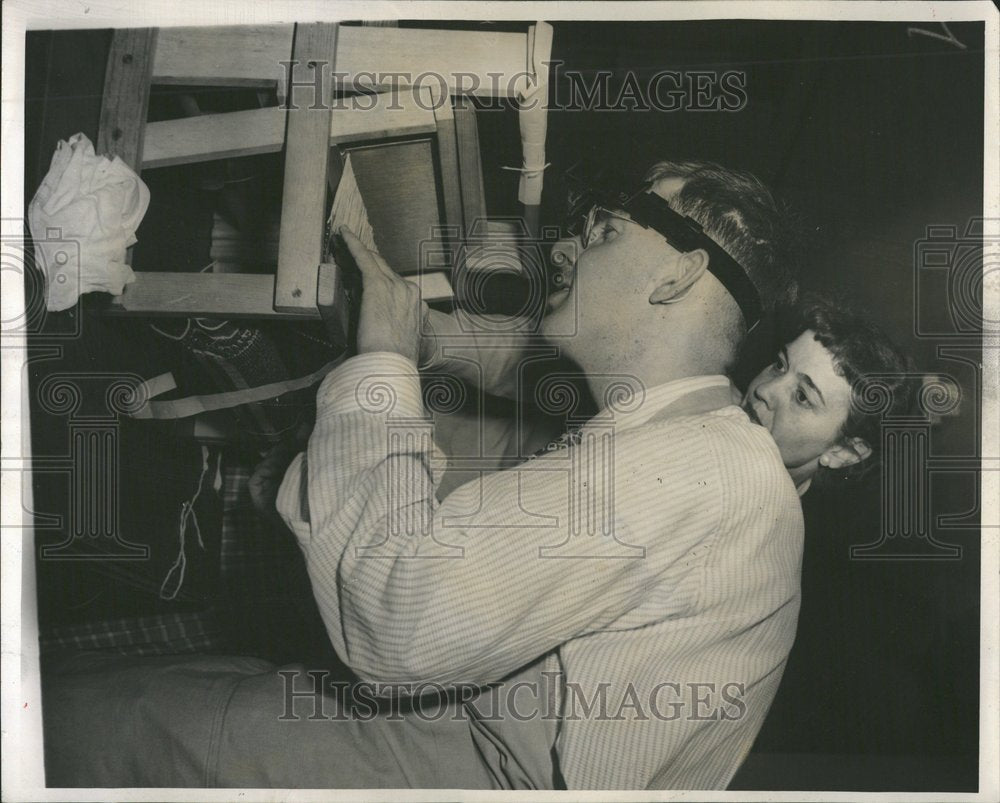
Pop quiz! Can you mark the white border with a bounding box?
[2,2,997,801]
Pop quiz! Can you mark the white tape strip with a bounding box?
[129,357,345,420]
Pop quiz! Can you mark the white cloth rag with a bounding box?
[28,132,150,311]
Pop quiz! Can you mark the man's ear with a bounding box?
[649,248,709,305]
[819,437,873,470]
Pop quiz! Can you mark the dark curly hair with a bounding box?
[779,293,918,481]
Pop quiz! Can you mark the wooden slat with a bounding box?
[142,107,285,169]
[274,23,339,314]
[142,87,437,170]
[98,28,157,270]
[336,26,529,98]
[108,273,298,318]
[328,86,437,143]
[98,28,157,170]
[152,24,528,97]
[152,25,294,86]
[106,270,452,318]
[453,97,488,236]
[433,92,464,250]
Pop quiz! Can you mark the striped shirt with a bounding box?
[277,351,804,790]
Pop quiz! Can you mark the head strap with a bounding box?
[618,185,763,332]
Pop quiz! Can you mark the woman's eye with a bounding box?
[795,389,810,405]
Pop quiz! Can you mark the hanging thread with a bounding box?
[159,444,212,601]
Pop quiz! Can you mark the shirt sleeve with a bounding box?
[277,351,722,689]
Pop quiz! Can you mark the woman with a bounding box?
[738,293,916,494]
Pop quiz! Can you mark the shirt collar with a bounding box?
[588,375,735,434]
[586,375,810,494]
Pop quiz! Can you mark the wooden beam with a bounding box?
[98,28,157,269]
[98,28,157,170]
[152,25,294,87]
[141,87,438,170]
[433,91,464,253]
[328,86,438,144]
[106,270,453,318]
[273,23,339,314]
[152,24,528,98]
[108,273,296,318]
[142,107,285,169]
[336,26,528,98]
[453,97,488,236]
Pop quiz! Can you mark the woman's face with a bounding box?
[742,330,856,475]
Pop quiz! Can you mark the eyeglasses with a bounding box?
[569,184,763,332]
[580,205,637,249]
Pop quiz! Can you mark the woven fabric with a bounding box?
[148,316,336,446]
[39,609,227,656]
[40,453,334,666]
[213,460,333,665]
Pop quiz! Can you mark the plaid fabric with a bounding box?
[212,459,334,665]
[39,609,227,656]
[40,451,336,667]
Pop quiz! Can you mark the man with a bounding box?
[270,161,805,790]
[43,160,873,790]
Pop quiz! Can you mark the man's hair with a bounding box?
[780,293,917,481]
[643,160,801,345]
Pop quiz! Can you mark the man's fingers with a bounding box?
[339,227,392,279]
[371,251,395,276]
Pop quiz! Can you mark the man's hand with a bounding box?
[340,227,428,364]
[249,421,311,516]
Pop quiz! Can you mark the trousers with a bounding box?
[42,651,497,789]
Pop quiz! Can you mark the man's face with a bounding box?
[742,331,855,473]
[542,178,687,366]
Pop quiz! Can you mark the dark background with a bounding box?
[25,20,983,791]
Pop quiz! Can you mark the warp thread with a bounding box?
[159,444,222,601]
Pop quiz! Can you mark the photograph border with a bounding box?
[2,2,997,800]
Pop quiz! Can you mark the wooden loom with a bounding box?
[96,22,553,325]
